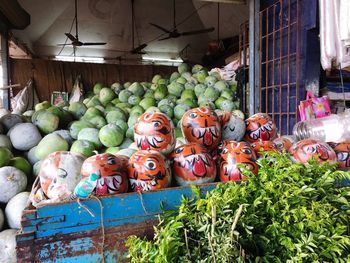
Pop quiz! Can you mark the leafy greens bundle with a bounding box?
[126,152,350,262]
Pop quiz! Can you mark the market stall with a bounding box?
[0,0,349,262]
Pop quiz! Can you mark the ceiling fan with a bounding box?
[109,0,147,56]
[150,0,215,41]
[57,0,107,48]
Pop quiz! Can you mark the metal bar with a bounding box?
[260,22,297,39]
[261,52,296,65]
[259,8,263,113]
[257,0,301,135]
[265,8,269,114]
[254,0,260,114]
[268,112,298,115]
[279,0,283,133]
[261,82,297,89]
[239,22,244,112]
[242,23,246,112]
[286,0,291,134]
[295,0,301,131]
[272,4,276,125]
[239,24,243,66]
[249,0,260,115]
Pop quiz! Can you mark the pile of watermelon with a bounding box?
[0,63,240,167]
[0,63,241,260]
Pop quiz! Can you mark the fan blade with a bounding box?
[158,36,172,41]
[181,27,215,36]
[131,43,147,53]
[57,43,74,46]
[65,33,77,42]
[81,42,107,46]
[149,23,172,33]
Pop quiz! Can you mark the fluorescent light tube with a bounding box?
[142,56,183,63]
[55,56,104,62]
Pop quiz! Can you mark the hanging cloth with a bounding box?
[340,0,350,47]
[319,0,350,70]
[11,79,39,114]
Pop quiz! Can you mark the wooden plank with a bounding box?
[17,220,156,263]
[17,184,215,262]
[9,59,176,101]
[17,184,215,237]
[29,184,215,237]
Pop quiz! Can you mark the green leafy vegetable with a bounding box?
[126,152,350,262]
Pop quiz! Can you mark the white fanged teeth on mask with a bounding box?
[174,156,187,168]
[202,154,210,165]
[153,136,163,142]
[183,154,210,167]
[194,126,217,138]
[130,179,152,191]
[264,122,272,131]
[135,135,164,148]
[210,127,218,137]
[250,129,260,139]
[198,128,205,137]
[150,137,157,148]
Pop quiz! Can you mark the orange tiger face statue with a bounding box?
[81,153,129,196]
[244,113,276,142]
[251,139,277,157]
[134,112,175,155]
[169,143,216,186]
[329,142,350,170]
[128,150,171,192]
[289,139,337,164]
[218,141,258,182]
[181,107,221,150]
[273,136,295,152]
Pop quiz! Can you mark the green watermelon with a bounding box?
[128,82,145,97]
[8,157,31,177]
[77,128,102,149]
[0,147,13,167]
[68,102,87,119]
[93,83,104,94]
[34,111,59,134]
[139,97,156,110]
[99,87,116,106]
[69,120,95,139]
[35,134,69,160]
[99,124,125,147]
[70,140,95,157]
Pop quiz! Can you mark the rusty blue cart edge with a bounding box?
[16,183,217,263]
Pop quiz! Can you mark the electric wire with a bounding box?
[56,16,76,56]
